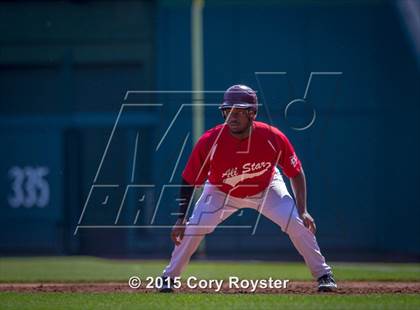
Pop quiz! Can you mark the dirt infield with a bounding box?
[1,281,419,294]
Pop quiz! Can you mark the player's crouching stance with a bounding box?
[159,85,337,293]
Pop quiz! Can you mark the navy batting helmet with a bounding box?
[219,85,258,112]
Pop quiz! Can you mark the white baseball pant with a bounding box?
[163,168,332,279]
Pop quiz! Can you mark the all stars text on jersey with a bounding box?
[221,161,272,179]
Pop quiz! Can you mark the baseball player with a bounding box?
[159,85,337,292]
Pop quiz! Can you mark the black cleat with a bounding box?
[158,276,174,293]
[317,273,337,292]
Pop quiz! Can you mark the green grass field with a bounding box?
[2,293,420,310]
[1,257,420,309]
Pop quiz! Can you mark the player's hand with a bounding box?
[171,218,187,246]
[299,212,316,234]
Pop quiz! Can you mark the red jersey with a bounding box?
[182,121,302,198]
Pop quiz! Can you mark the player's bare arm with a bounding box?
[290,168,316,234]
[171,218,186,246]
[171,178,194,246]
